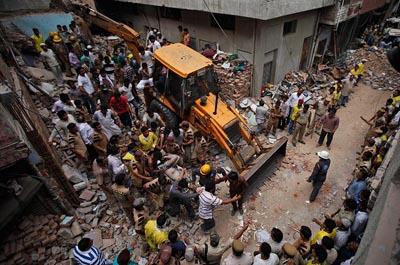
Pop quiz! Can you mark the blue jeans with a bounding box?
[288,120,296,134]
[340,95,349,106]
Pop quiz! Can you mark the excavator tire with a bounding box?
[149,100,179,130]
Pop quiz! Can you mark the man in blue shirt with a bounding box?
[307,151,331,203]
[346,170,368,205]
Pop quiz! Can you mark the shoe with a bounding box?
[327,145,331,150]
[239,208,244,215]
[292,141,297,147]
[231,209,237,216]
[316,143,322,147]
[299,140,306,144]
[305,200,310,204]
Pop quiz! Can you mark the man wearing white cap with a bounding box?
[306,150,331,203]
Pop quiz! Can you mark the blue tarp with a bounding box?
[2,12,73,38]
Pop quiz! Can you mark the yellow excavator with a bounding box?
[61,1,287,181]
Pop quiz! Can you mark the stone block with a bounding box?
[79,189,96,201]
[71,221,83,237]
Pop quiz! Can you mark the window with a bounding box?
[210,14,235,31]
[283,20,297,35]
[160,6,181,20]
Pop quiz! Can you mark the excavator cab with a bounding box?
[150,43,287,182]
[155,62,218,117]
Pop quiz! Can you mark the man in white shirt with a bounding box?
[253,242,279,265]
[148,35,161,52]
[107,146,127,182]
[334,219,351,250]
[351,201,369,238]
[52,93,75,114]
[198,183,241,231]
[340,75,354,107]
[77,67,96,114]
[77,116,97,160]
[40,43,63,85]
[138,46,154,69]
[287,88,305,108]
[48,110,76,146]
[255,99,268,134]
[143,110,165,128]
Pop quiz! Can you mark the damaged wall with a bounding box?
[103,3,253,57]
[253,10,318,94]
[1,12,73,40]
[0,0,50,12]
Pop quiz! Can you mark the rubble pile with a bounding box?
[345,47,400,91]
[2,23,34,52]
[214,60,252,103]
[0,181,141,265]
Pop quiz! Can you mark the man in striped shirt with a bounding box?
[73,237,112,265]
[198,182,242,231]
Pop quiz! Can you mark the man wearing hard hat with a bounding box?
[192,163,219,194]
[306,150,331,203]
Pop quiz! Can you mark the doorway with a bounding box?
[299,36,312,70]
[262,49,277,85]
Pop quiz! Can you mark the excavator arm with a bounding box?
[59,1,141,63]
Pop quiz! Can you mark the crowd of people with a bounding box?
[255,60,368,151]
[28,17,400,265]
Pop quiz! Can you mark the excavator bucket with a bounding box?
[242,137,288,190]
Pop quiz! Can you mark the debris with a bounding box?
[79,189,96,201]
[25,67,56,81]
[71,221,83,237]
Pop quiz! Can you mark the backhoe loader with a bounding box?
[59,1,287,180]
[149,43,287,180]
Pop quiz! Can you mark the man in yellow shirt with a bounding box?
[139,126,158,152]
[144,214,168,250]
[289,99,304,134]
[350,60,365,85]
[391,90,400,107]
[31,28,44,54]
[310,218,337,245]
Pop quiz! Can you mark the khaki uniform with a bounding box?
[292,109,310,145]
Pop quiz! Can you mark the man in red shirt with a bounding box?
[317,108,340,149]
[109,91,132,128]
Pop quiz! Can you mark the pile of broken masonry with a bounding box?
[0,180,143,265]
[345,46,400,91]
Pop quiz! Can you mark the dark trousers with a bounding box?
[129,99,140,117]
[232,197,243,210]
[118,112,132,127]
[81,94,96,114]
[318,129,334,147]
[86,144,98,162]
[310,181,324,201]
[278,117,287,129]
[201,218,215,231]
[340,96,349,106]
[168,202,195,219]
